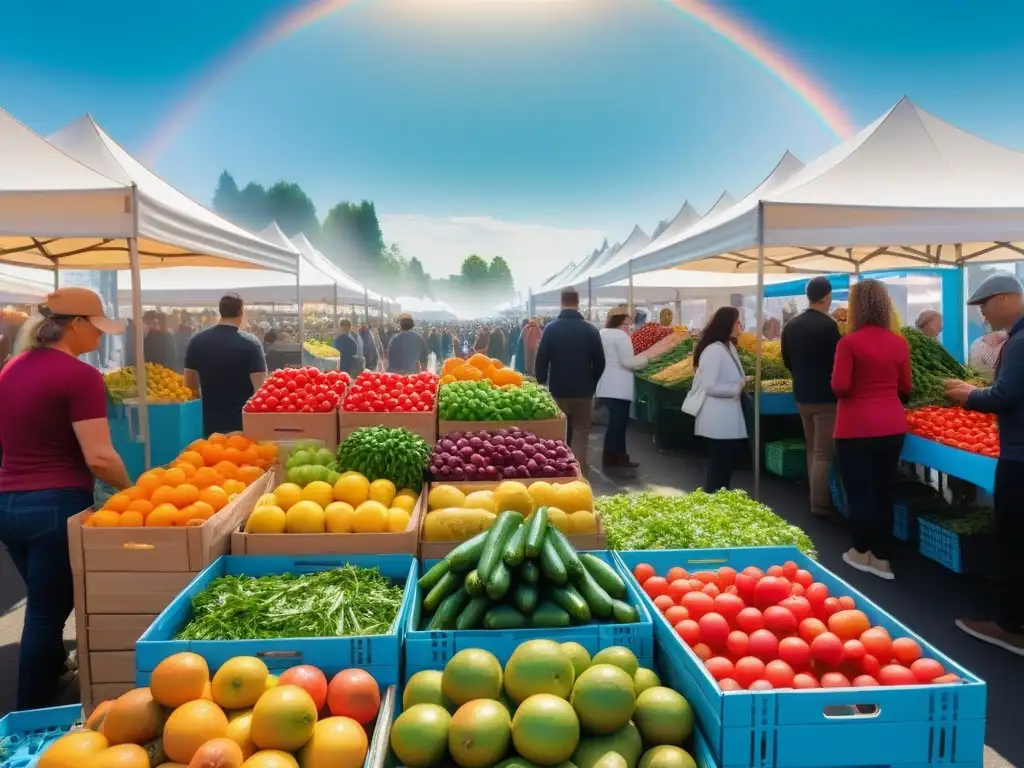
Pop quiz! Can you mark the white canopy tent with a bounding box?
[0,109,298,469]
[0,270,50,304]
[394,295,460,321]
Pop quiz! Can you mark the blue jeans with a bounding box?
[0,488,93,709]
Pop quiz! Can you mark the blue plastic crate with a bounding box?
[917,518,994,575]
[404,550,654,681]
[0,705,83,768]
[137,554,417,688]
[614,547,986,768]
[831,473,918,542]
[108,400,203,481]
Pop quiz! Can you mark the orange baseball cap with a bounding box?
[40,287,125,334]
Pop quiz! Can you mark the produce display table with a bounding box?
[758,392,797,415]
[900,434,997,493]
[108,400,203,482]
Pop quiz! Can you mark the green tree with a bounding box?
[212,171,241,222]
[460,254,491,283]
[406,256,430,297]
[488,255,514,296]
[265,181,319,239]
[237,182,269,230]
[321,200,387,279]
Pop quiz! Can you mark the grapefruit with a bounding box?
[187,738,244,768]
[225,710,257,759]
[212,657,269,710]
[403,670,453,711]
[85,700,112,732]
[591,647,639,678]
[352,501,389,533]
[100,687,166,745]
[463,491,496,513]
[442,649,503,705]
[245,506,286,534]
[285,501,326,533]
[327,669,380,724]
[241,752,298,768]
[273,484,304,511]
[428,485,466,510]
[494,482,534,516]
[369,478,397,507]
[570,665,635,735]
[639,746,696,768]
[278,666,328,711]
[633,668,661,696]
[302,481,336,509]
[298,716,368,768]
[39,731,109,768]
[323,502,355,533]
[504,639,575,703]
[390,704,452,768]
[560,643,591,680]
[84,744,150,768]
[250,685,317,751]
[511,694,579,766]
[448,700,512,768]
[163,700,230,764]
[151,652,210,708]
[572,724,643,768]
[632,687,693,747]
[333,474,369,506]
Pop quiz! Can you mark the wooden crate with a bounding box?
[242,409,339,448]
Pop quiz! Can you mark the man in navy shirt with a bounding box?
[184,294,267,435]
[946,273,1024,656]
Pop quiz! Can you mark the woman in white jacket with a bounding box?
[596,307,648,470]
[692,306,749,491]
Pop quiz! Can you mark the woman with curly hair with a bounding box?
[832,279,912,580]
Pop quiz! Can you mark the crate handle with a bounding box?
[272,427,308,434]
[823,704,880,719]
[121,542,155,551]
[257,650,303,660]
[685,557,729,566]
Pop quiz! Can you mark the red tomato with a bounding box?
[790,583,805,597]
[892,637,923,666]
[735,607,765,634]
[702,583,721,598]
[819,597,842,620]
[764,660,795,689]
[782,561,799,580]
[643,576,670,599]
[663,606,690,626]
[763,606,798,637]
[748,629,779,662]
[328,668,381,724]
[861,654,882,677]
[931,673,963,684]
[766,565,785,577]
[910,658,945,683]
[754,576,792,609]
[666,566,689,582]
[828,610,871,642]
[712,593,745,625]
[792,673,819,689]
[718,678,743,691]
[804,583,829,607]
[809,632,845,667]
[694,570,719,585]
[748,679,774,691]
[734,656,766,689]
[653,595,675,613]
[717,567,737,587]
[820,672,851,688]
[733,573,757,602]
[279,665,328,710]
[852,675,879,687]
[698,612,731,649]
[843,640,866,664]
[668,579,693,603]
[777,637,811,671]
[681,591,715,619]
[726,631,750,660]
[778,596,812,623]
[798,618,828,643]
[793,569,814,589]
[860,627,893,663]
[675,619,700,645]
[878,664,917,686]
[705,656,735,681]
[692,642,714,662]
[838,596,857,610]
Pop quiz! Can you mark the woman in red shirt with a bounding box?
[0,287,130,709]
[831,279,912,580]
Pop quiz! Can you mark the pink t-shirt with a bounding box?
[0,347,108,492]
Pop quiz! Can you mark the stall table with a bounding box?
[899,434,997,493]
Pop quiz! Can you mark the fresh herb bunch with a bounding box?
[597,490,816,556]
[176,565,404,641]
[900,326,967,407]
[923,506,994,536]
[438,380,559,422]
[336,426,430,491]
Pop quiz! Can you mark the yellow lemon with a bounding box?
[264,675,278,691]
[368,478,397,507]
[568,510,598,535]
[396,488,418,501]
[273,483,304,512]
[428,484,466,510]
[257,494,278,507]
[324,501,355,533]
[387,507,411,533]
[285,500,326,533]
[463,490,496,513]
[390,494,417,514]
[352,500,389,533]
[245,505,286,534]
[527,481,556,509]
[301,480,335,509]
[333,473,370,506]
[546,507,571,535]
[555,481,593,514]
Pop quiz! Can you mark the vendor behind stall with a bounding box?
[915,309,943,339]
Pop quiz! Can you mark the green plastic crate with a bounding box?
[764,438,806,478]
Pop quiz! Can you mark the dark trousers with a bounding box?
[704,438,747,492]
[0,488,93,710]
[995,459,1024,632]
[601,398,630,454]
[834,434,904,561]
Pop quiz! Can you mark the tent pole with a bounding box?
[753,203,765,500]
[128,235,151,469]
[333,283,339,335]
[627,262,634,321]
[53,267,59,290]
[296,271,304,347]
[588,278,593,318]
[675,288,682,326]
[364,289,370,325]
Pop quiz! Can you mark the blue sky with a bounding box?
[3,0,1024,287]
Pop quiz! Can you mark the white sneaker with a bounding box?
[868,556,895,581]
[842,549,872,574]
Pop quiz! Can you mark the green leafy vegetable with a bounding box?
[335,426,430,491]
[176,565,405,640]
[438,380,559,421]
[922,506,994,536]
[597,490,816,556]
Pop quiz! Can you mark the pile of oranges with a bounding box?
[440,353,524,387]
[86,433,278,528]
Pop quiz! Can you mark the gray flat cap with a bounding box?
[967,273,1023,305]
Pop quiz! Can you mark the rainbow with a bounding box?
[140,0,855,163]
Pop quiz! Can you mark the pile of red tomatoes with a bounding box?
[342,371,439,413]
[244,367,350,414]
[632,560,960,690]
[906,405,998,457]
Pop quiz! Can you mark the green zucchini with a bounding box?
[423,570,460,612]
[531,600,571,628]
[513,583,538,615]
[520,560,540,584]
[445,531,490,573]
[464,569,485,597]
[486,561,512,600]
[524,507,548,558]
[550,584,591,622]
[484,604,528,629]
[502,524,527,567]
[611,599,640,624]
[539,536,568,584]
[427,587,470,630]
[478,511,524,584]
[417,558,450,590]
[546,526,584,580]
[580,553,627,599]
[575,566,613,619]
[455,595,491,630]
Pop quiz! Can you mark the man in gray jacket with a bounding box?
[387,313,429,374]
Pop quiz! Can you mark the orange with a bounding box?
[208,432,229,446]
[237,466,263,486]
[105,492,133,513]
[214,461,238,480]
[171,484,201,508]
[175,505,199,526]
[187,438,208,452]
[163,467,187,487]
[90,509,121,527]
[200,486,230,511]
[227,434,251,451]
[147,503,179,526]
[240,446,261,466]
[223,479,245,497]
[151,486,176,507]
[119,510,145,527]
[162,699,229,764]
[191,501,216,521]
[201,444,227,466]
[100,687,164,745]
[257,442,278,461]
[150,653,210,708]
[188,738,243,768]
[224,448,245,466]
[127,499,154,517]
[135,471,163,499]
[173,462,196,479]
[178,450,205,469]
[193,467,220,488]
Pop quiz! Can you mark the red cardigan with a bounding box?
[831,325,912,439]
